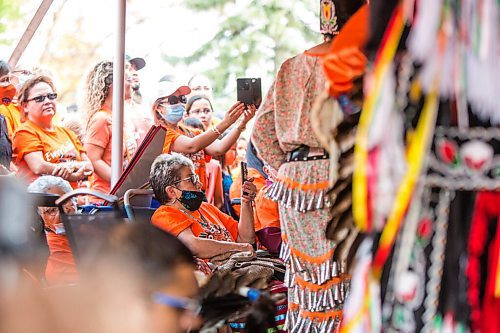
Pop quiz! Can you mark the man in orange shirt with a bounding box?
[0,60,31,138]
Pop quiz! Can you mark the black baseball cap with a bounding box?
[125,55,146,71]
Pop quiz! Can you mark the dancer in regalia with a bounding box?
[252,1,365,331]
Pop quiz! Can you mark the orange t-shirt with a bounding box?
[162,127,208,190]
[85,110,113,194]
[254,188,280,231]
[12,120,86,188]
[205,159,224,207]
[45,232,79,285]
[85,109,135,194]
[152,202,239,242]
[229,168,267,217]
[0,103,22,138]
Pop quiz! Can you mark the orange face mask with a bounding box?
[0,84,16,105]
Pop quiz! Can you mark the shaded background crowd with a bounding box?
[0,53,283,333]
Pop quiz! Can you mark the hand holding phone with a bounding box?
[241,161,249,196]
[237,78,262,108]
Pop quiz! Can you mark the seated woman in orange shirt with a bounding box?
[152,81,256,192]
[150,153,257,260]
[12,75,93,188]
[27,175,79,285]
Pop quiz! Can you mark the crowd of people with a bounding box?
[0,50,284,332]
[3,0,495,331]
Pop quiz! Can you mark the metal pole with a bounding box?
[8,0,55,67]
[111,0,126,187]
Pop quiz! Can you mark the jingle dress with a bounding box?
[252,51,346,332]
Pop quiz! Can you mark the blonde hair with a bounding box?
[82,61,113,127]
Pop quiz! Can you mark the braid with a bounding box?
[83,61,113,128]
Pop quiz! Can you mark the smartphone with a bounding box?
[241,161,248,183]
[237,78,262,108]
[241,161,249,196]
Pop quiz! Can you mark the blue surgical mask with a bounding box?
[163,104,185,124]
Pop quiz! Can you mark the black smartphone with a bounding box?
[241,161,248,183]
[237,78,262,108]
[241,161,249,196]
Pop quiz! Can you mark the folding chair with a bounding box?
[55,189,127,267]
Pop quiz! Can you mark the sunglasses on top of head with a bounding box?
[160,94,187,106]
[27,93,58,103]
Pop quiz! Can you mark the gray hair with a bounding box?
[27,175,72,194]
[149,153,194,204]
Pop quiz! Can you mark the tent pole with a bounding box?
[110,0,126,187]
[8,0,54,67]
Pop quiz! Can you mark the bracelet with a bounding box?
[211,126,222,136]
[237,125,246,132]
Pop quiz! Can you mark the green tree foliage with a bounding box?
[0,0,21,44]
[164,0,319,99]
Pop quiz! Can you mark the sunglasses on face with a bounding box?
[27,93,58,103]
[160,94,187,106]
[173,174,200,186]
[190,108,212,115]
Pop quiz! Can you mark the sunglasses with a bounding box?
[160,94,187,106]
[27,93,58,103]
[173,174,200,186]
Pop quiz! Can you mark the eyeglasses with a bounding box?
[173,174,200,186]
[152,292,201,314]
[27,93,58,103]
[160,94,187,106]
[189,108,212,115]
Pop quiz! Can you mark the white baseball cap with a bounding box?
[153,81,191,102]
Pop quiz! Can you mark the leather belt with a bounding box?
[285,145,329,162]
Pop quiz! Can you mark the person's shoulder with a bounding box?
[56,125,79,140]
[199,202,219,214]
[90,110,112,123]
[15,120,37,133]
[0,104,8,116]
[0,103,18,114]
[152,205,184,221]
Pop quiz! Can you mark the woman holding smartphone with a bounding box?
[152,81,256,192]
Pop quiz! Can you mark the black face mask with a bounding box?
[178,190,206,211]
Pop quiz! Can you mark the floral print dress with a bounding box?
[252,51,345,332]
